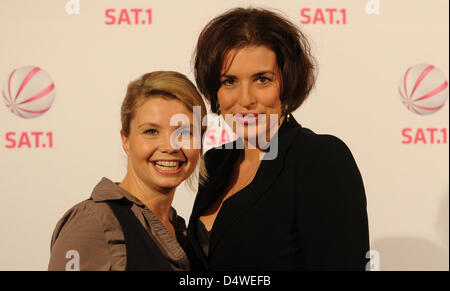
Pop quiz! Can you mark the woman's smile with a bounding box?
[151,160,185,175]
[217,46,283,144]
[122,96,201,190]
[234,112,259,125]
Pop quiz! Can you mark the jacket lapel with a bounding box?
[207,117,302,255]
[196,143,242,215]
[188,140,242,268]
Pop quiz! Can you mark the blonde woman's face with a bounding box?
[121,96,200,191]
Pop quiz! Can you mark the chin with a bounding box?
[154,178,183,190]
[237,127,271,144]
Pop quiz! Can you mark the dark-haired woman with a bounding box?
[187,8,370,271]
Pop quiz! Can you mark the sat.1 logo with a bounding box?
[2,65,55,149]
[399,64,449,145]
[399,64,448,115]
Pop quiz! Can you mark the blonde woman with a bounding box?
[48,71,207,270]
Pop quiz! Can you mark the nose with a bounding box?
[159,133,181,153]
[238,82,256,109]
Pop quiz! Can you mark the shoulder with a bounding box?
[286,127,364,189]
[291,126,349,151]
[288,127,356,166]
[289,127,366,204]
[48,199,116,270]
[290,127,368,214]
[50,199,112,242]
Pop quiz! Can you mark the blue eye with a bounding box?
[144,129,157,135]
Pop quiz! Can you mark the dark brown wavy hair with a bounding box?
[194,7,317,116]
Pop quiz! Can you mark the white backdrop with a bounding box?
[0,0,448,270]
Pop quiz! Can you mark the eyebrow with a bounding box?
[138,122,161,129]
[220,70,276,78]
[138,122,193,129]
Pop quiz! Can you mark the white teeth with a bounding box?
[155,161,180,167]
[153,161,182,171]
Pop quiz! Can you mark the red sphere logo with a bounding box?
[398,64,448,115]
[2,66,56,119]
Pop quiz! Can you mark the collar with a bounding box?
[91,177,179,221]
[90,177,146,207]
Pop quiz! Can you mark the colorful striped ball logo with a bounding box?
[2,66,56,119]
[399,64,448,115]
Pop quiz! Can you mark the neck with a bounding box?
[242,146,262,165]
[242,115,285,162]
[119,170,175,223]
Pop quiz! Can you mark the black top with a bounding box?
[188,116,370,271]
[197,220,211,256]
[106,199,173,271]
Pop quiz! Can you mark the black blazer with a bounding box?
[187,116,370,271]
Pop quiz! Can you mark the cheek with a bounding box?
[129,138,156,160]
[184,149,200,167]
[257,88,282,109]
[217,89,237,111]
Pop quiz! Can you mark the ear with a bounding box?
[120,130,130,155]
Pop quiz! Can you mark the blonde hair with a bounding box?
[121,71,208,187]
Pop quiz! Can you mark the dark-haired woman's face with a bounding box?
[217,46,283,144]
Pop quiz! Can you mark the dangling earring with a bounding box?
[215,103,220,127]
[217,107,221,127]
[283,104,291,123]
